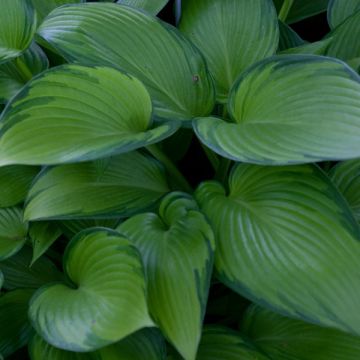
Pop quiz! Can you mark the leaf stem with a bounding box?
[146,144,193,193]
[279,0,294,22]
[15,57,33,82]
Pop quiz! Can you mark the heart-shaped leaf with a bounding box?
[117,0,168,15]
[194,55,360,165]
[36,3,215,121]
[196,326,269,360]
[242,305,360,360]
[330,159,360,223]
[0,207,28,261]
[0,246,63,290]
[328,0,360,28]
[180,0,279,102]
[118,192,215,360]
[0,64,178,166]
[0,43,48,104]
[29,228,153,351]
[0,165,39,207]
[31,0,85,22]
[24,151,170,221]
[0,0,37,63]
[0,289,35,358]
[195,163,360,335]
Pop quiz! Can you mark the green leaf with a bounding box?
[326,10,360,62]
[0,246,63,290]
[31,0,85,22]
[25,151,170,221]
[180,0,279,102]
[117,0,168,15]
[36,3,215,121]
[0,289,35,358]
[0,270,3,290]
[194,55,360,165]
[118,193,215,360]
[0,64,178,166]
[29,228,153,352]
[280,38,332,55]
[278,21,305,52]
[196,326,269,360]
[0,207,28,261]
[0,0,37,63]
[98,328,167,360]
[242,305,360,360]
[29,335,97,360]
[29,222,62,265]
[0,165,39,207]
[328,0,360,28]
[0,43,49,104]
[330,159,360,223]
[195,164,360,336]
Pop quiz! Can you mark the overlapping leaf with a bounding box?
[118,193,215,360]
[117,0,168,15]
[37,3,215,121]
[328,0,360,28]
[0,64,178,166]
[24,151,169,221]
[194,55,360,164]
[31,0,85,22]
[0,0,37,63]
[29,228,153,351]
[195,164,360,335]
[242,305,360,359]
[180,0,279,102]
[278,21,305,52]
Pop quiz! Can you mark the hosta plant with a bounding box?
[1,0,360,359]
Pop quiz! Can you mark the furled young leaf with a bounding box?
[180,0,279,102]
[242,305,360,360]
[330,159,360,222]
[0,0,37,63]
[118,193,215,360]
[0,165,39,207]
[278,21,305,52]
[36,3,215,121]
[326,10,360,62]
[29,222,62,264]
[194,55,360,165]
[31,0,85,22]
[0,65,178,166]
[196,326,269,360]
[0,207,28,261]
[0,246,63,290]
[328,0,360,28]
[29,228,153,352]
[0,290,35,358]
[24,152,169,221]
[117,0,168,15]
[0,43,49,104]
[195,164,360,336]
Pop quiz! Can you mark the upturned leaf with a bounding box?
[29,228,153,351]
[195,164,360,336]
[118,193,215,360]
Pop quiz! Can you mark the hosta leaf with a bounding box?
[194,55,360,165]
[60,219,119,239]
[25,152,169,221]
[196,326,269,360]
[117,0,168,15]
[328,0,360,28]
[0,207,28,261]
[180,0,279,102]
[0,43,49,104]
[118,193,215,360]
[37,3,215,121]
[326,10,360,62]
[0,246,63,290]
[31,0,85,22]
[278,21,305,52]
[0,0,37,63]
[0,65,178,166]
[0,270,3,290]
[0,289,34,358]
[280,39,332,55]
[0,165,39,207]
[29,222,62,264]
[29,228,153,351]
[243,305,360,360]
[330,159,360,222]
[195,164,360,335]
